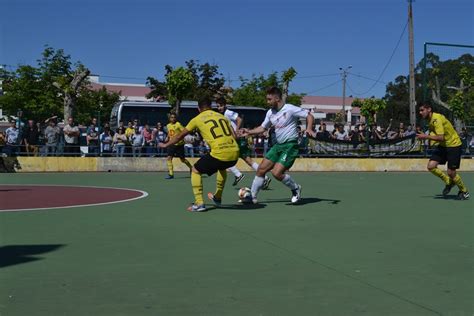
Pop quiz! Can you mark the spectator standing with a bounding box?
[86,118,100,156]
[334,124,349,140]
[3,121,19,156]
[113,127,127,157]
[153,122,167,156]
[100,126,114,156]
[184,133,195,157]
[63,117,80,156]
[131,127,144,157]
[44,117,60,156]
[23,119,40,156]
[316,123,331,141]
[142,123,154,157]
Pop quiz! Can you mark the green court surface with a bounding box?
[0,172,473,316]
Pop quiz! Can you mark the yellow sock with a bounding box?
[167,160,174,176]
[430,168,450,185]
[215,169,227,199]
[452,174,468,192]
[191,172,203,205]
[182,159,193,170]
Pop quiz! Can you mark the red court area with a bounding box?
[0,185,147,212]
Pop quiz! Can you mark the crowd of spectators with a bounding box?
[1,115,473,157]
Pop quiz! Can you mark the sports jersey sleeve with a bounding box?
[185,118,197,132]
[261,110,272,129]
[289,104,309,119]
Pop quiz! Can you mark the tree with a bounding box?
[231,70,303,107]
[0,46,119,124]
[165,67,195,116]
[352,98,387,125]
[75,86,120,125]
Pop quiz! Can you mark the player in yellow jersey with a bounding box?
[164,113,193,179]
[159,98,239,211]
[416,103,469,200]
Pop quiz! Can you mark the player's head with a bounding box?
[169,112,177,123]
[418,103,432,119]
[266,86,283,108]
[216,97,227,113]
[197,97,212,112]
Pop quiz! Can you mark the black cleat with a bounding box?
[442,183,455,196]
[262,177,272,190]
[232,174,245,186]
[457,191,470,200]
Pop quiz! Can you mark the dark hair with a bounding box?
[419,103,432,109]
[198,97,212,109]
[266,86,282,99]
[216,97,227,105]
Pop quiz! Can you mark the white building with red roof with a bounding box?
[89,75,153,101]
[301,95,361,124]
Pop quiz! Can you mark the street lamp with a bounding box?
[339,65,352,124]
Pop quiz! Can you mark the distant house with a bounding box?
[89,75,153,102]
[301,96,361,124]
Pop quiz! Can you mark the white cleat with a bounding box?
[291,184,302,204]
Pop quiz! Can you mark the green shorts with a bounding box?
[265,141,299,169]
[238,137,251,158]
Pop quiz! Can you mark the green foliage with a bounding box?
[231,71,303,107]
[75,86,120,125]
[0,46,118,124]
[352,98,387,125]
[282,67,297,83]
[145,77,167,100]
[447,67,473,125]
[165,67,195,109]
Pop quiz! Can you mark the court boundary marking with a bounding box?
[0,184,149,213]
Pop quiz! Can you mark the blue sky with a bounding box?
[1,0,473,98]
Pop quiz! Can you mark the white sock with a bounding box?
[282,174,298,190]
[251,176,265,198]
[228,166,242,177]
[251,162,259,171]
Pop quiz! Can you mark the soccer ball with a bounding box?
[238,187,252,200]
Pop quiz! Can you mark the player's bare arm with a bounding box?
[416,133,444,142]
[305,113,316,138]
[240,126,266,137]
[159,129,189,148]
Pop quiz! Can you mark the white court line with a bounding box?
[0,184,149,213]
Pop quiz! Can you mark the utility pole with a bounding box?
[339,65,352,124]
[408,0,417,127]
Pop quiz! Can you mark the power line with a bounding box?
[304,79,342,94]
[345,19,408,96]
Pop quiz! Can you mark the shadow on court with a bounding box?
[0,189,32,192]
[266,197,342,206]
[426,194,461,200]
[0,244,65,268]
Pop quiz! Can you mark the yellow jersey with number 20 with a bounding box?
[186,109,239,161]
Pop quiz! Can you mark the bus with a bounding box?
[109,101,267,130]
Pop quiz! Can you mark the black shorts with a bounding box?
[430,145,462,169]
[194,154,237,176]
[167,144,185,158]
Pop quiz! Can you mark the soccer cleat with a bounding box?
[232,174,245,186]
[165,174,174,179]
[291,184,302,204]
[187,203,206,212]
[238,195,257,204]
[457,191,470,200]
[207,192,222,206]
[442,183,455,196]
[262,177,272,190]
